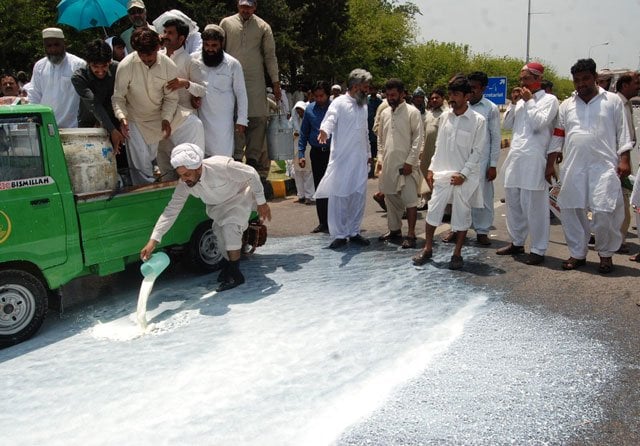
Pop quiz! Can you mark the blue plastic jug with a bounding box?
[140,252,170,279]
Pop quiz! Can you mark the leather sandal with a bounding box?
[441,231,456,243]
[401,236,417,249]
[561,257,586,270]
[598,256,613,274]
[412,250,432,265]
[496,244,525,255]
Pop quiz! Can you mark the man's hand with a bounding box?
[167,77,189,91]
[257,203,271,222]
[161,120,172,139]
[273,82,282,102]
[375,161,382,175]
[191,96,202,110]
[317,130,328,145]
[486,166,497,181]
[110,129,125,155]
[520,87,533,101]
[140,239,158,261]
[450,173,465,186]
[235,124,246,134]
[298,157,306,168]
[120,118,129,139]
[426,170,434,191]
[618,155,631,178]
[544,164,557,184]
[511,90,522,103]
[401,163,412,176]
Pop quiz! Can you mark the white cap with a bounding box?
[331,84,342,92]
[42,28,64,39]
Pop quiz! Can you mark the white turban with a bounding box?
[170,143,204,170]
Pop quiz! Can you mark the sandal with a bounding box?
[441,231,456,243]
[598,256,613,274]
[412,250,432,265]
[561,257,586,270]
[629,253,640,262]
[401,236,417,249]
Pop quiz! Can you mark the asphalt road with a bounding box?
[267,151,640,444]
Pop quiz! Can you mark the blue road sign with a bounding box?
[484,77,507,105]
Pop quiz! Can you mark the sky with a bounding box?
[414,0,640,78]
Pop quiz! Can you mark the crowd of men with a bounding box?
[1,0,639,286]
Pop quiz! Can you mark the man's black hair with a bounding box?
[202,28,224,43]
[131,28,160,53]
[615,72,636,92]
[430,87,446,97]
[384,78,404,92]
[467,71,488,87]
[448,75,472,94]
[570,58,597,77]
[85,39,112,64]
[312,80,331,96]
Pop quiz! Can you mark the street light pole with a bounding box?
[526,0,531,62]
[588,42,609,59]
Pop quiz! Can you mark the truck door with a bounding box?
[0,117,68,269]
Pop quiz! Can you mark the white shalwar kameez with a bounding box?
[150,156,266,257]
[470,96,501,235]
[314,94,370,239]
[427,107,486,231]
[194,52,248,157]
[549,88,632,258]
[28,53,85,128]
[502,89,559,255]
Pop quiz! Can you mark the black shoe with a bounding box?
[295,197,306,204]
[311,224,329,234]
[476,234,492,246]
[525,253,545,265]
[378,230,402,241]
[496,244,525,255]
[449,255,464,270]
[350,234,370,246]
[329,238,348,249]
[216,275,245,292]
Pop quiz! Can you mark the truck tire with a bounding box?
[189,221,224,272]
[0,270,47,348]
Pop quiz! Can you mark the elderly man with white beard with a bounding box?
[193,24,248,158]
[315,68,373,249]
[140,144,271,292]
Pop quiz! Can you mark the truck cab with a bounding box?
[0,105,223,347]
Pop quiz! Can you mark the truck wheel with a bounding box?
[0,270,47,348]
[189,221,224,272]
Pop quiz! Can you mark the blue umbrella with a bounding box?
[57,0,128,31]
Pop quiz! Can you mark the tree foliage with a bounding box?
[0,0,575,97]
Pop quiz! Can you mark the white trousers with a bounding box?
[127,122,158,185]
[294,169,315,200]
[426,183,472,232]
[505,187,549,255]
[213,222,244,259]
[328,192,366,239]
[385,178,418,231]
[472,178,494,234]
[561,193,624,258]
[171,114,205,154]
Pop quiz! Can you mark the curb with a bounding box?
[268,178,296,198]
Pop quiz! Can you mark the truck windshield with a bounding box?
[0,121,43,181]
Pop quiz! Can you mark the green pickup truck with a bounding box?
[0,105,223,347]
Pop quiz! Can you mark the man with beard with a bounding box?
[220,0,281,182]
[140,143,271,292]
[112,28,203,185]
[314,68,372,249]
[71,40,126,167]
[377,78,424,249]
[121,0,155,53]
[193,24,248,158]
[156,18,205,178]
[412,75,486,270]
[498,62,558,266]
[28,28,85,128]
[550,59,632,273]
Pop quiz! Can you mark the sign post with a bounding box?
[484,77,507,105]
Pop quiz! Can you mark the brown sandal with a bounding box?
[561,257,586,270]
[441,231,456,243]
[598,256,613,274]
[412,250,432,265]
[401,236,417,249]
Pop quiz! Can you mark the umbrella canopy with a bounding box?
[57,0,129,31]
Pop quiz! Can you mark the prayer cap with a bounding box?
[204,24,225,39]
[331,84,342,92]
[413,87,426,97]
[522,62,544,76]
[239,0,256,6]
[170,143,204,170]
[42,28,64,39]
